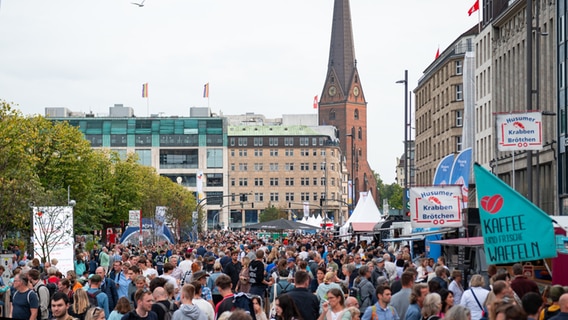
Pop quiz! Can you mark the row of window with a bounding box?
[230,177,335,187]
[230,149,331,157]
[238,192,335,202]
[230,136,328,147]
[230,162,335,171]
[85,134,223,147]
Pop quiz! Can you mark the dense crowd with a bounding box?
[1,230,567,320]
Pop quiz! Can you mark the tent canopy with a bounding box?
[340,191,383,235]
[245,218,321,231]
[120,218,176,244]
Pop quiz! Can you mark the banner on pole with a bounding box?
[128,210,140,228]
[409,185,463,228]
[496,112,543,151]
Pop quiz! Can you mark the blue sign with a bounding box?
[474,164,556,264]
[433,154,455,185]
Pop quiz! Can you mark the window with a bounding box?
[456,60,463,75]
[329,110,336,120]
[285,193,295,201]
[230,163,235,171]
[301,149,309,156]
[159,149,198,169]
[135,149,152,166]
[206,149,223,168]
[301,193,310,201]
[206,134,223,146]
[270,178,279,186]
[230,150,235,157]
[238,137,247,146]
[270,163,279,171]
[300,163,309,171]
[321,178,326,186]
[313,193,318,201]
[110,134,127,147]
[239,178,248,186]
[313,163,318,170]
[285,149,294,156]
[456,110,463,127]
[254,137,263,146]
[285,178,295,186]
[239,149,248,157]
[312,138,317,146]
[254,163,264,171]
[313,178,318,186]
[284,137,294,146]
[270,149,278,156]
[354,109,359,120]
[254,149,263,157]
[160,134,198,146]
[285,163,294,171]
[456,136,463,151]
[254,178,264,186]
[230,137,235,146]
[455,84,463,101]
[230,178,235,186]
[313,149,317,156]
[255,193,264,202]
[270,193,279,201]
[269,137,279,146]
[320,162,326,170]
[301,178,310,186]
[239,163,248,171]
[135,135,152,147]
[207,173,223,187]
[331,163,335,171]
[321,150,326,156]
[358,127,362,140]
[319,138,325,146]
[299,137,309,146]
[331,178,336,186]
[85,135,103,147]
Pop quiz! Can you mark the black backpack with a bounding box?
[156,301,175,320]
[278,282,293,294]
[35,283,55,319]
[87,290,102,308]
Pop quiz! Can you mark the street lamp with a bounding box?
[396,70,409,215]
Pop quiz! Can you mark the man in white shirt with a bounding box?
[179,252,193,274]
[159,262,179,294]
[138,256,158,281]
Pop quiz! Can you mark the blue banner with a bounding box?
[450,148,472,205]
[474,164,556,264]
[433,154,455,185]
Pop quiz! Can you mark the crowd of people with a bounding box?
[1,230,567,320]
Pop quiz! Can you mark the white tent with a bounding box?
[340,190,384,235]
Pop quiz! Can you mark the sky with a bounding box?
[0,0,480,184]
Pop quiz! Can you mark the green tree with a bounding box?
[259,205,287,222]
[373,170,403,211]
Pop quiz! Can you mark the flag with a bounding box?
[203,83,209,98]
[142,83,148,98]
[474,163,556,264]
[449,147,472,206]
[432,154,455,185]
[468,0,479,16]
[435,48,440,60]
[313,95,318,109]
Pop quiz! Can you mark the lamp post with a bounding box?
[396,70,409,215]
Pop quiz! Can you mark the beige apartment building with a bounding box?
[414,26,478,185]
[226,124,348,229]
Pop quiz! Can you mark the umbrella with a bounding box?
[245,218,321,230]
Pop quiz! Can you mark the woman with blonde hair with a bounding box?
[85,307,105,320]
[68,289,90,320]
[421,292,442,320]
[236,256,251,293]
[315,272,342,313]
[459,274,489,320]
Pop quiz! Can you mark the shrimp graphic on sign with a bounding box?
[409,185,464,228]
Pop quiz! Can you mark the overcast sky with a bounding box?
[0,0,480,184]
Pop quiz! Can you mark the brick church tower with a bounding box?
[318,0,377,205]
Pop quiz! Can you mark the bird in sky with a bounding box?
[131,0,145,7]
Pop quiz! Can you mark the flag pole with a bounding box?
[478,4,481,33]
[147,97,149,117]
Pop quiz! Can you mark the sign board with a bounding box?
[496,112,543,151]
[474,163,556,264]
[33,206,74,275]
[409,186,463,228]
[128,210,140,228]
[1,254,12,282]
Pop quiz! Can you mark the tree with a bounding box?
[373,170,403,211]
[259,205,288,222]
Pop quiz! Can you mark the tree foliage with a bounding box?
[374,171,403,210]
[259,205,288,222]
[0,101,196,242]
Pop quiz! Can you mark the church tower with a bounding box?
[318,0,377,205]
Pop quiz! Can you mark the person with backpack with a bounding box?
[96,267,119,312]
[361,285,399,320]
[172,284,207,320]
[29,268,51,320]
[10,273,39,320]
[268,270,295,301]
[122,289,158,320]
[88,274,110,319]
[351,266,376,315]
[151,287,177,320]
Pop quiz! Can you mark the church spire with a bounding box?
[327,0,357,97]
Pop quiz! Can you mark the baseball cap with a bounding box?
[375,257,385,263]
[193,271,210,280]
